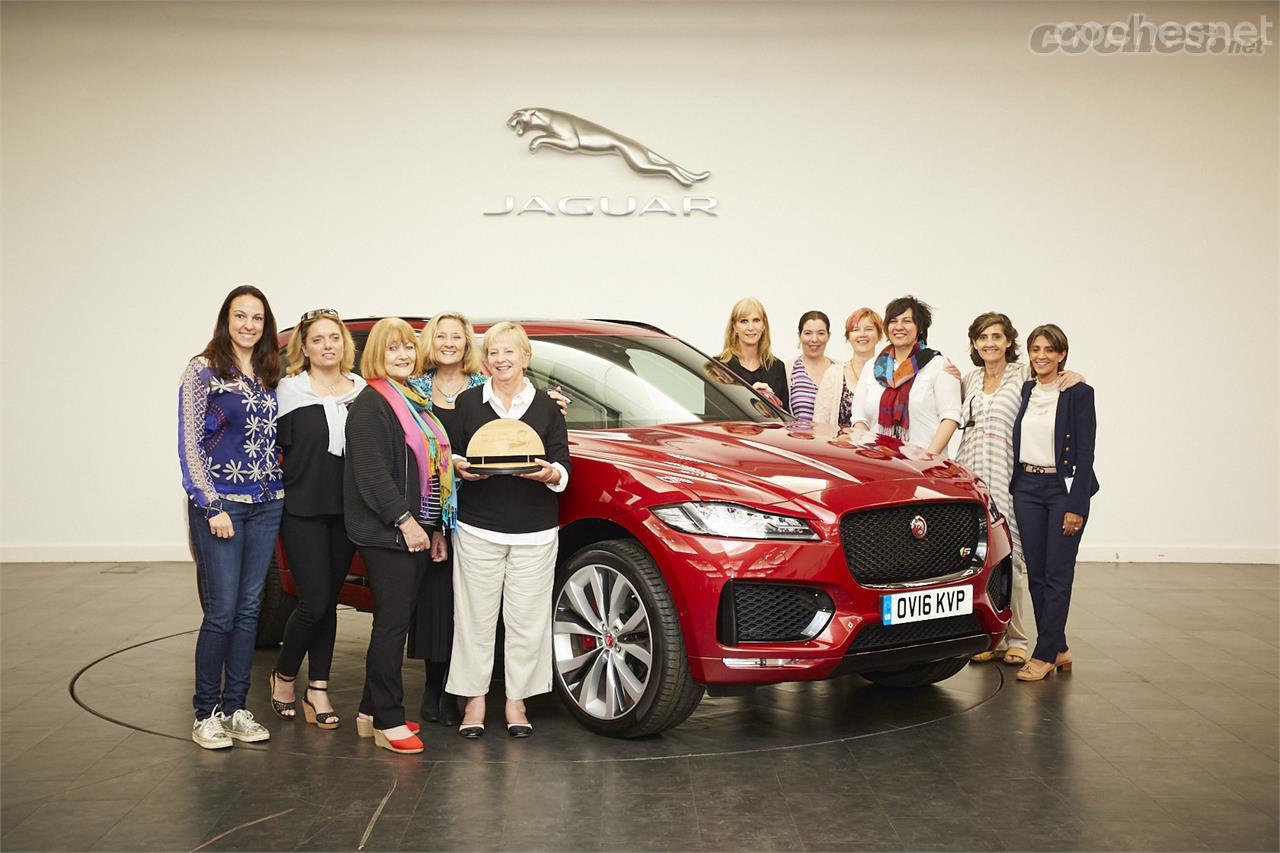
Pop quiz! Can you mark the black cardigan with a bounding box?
[1011,381,1100,517]
[343,386,434,549]
[454,385,571,535]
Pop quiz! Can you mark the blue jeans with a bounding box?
[188,499,284,718]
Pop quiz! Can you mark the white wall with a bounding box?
[2,1,1276,563]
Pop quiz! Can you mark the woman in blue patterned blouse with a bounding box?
[179,285,284,750]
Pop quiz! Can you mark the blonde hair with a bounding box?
[481,321,533,367]
[285,313,356,376]
[360,317,420,379]
[419,311,482,374]
[718,296,777,368]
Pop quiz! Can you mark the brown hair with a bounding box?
[966,312,1020,367]
[285,312,356,376]
[796,310,831,335]
[1026,323,1069,370]
[200,285,280,388]
[360,317,420,379]
[883,295,933,345]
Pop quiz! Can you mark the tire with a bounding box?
[254,553,296,648]
[551,539,703,738]
[861,656,969,688]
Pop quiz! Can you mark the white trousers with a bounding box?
[445,526,558,701]
[1003,565,1033,651]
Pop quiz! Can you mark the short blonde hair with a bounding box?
[481,321,533,368]
[285,313,356,376]
[360,317,420,380]
[419,311,482,374]
[717,296,777,368]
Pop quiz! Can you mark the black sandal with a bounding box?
[268,670,297,720]
[301,685,341,730]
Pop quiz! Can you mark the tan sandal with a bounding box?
[1002,648,1029,666]
[1016,658,1056,681]
[970,649,1003,663]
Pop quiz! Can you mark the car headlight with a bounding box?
[651,502,820,541]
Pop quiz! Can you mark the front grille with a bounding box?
[848,614,984,652]
[718,582,833,644]
[986,556,1012,611]
[840,502,984,586]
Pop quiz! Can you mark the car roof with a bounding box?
[281,317,669,337]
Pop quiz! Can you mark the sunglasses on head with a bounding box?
[302,308,340,321]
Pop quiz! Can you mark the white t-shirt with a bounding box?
[850,354,962,453]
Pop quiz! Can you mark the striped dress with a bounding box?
[789,357,827,421]
[956,362,1030,572]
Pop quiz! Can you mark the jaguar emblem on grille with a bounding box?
[909,515,928,539]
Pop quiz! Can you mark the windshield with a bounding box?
[339,331,784,430]
[527,335,783,429]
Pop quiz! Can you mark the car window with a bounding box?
[316,330,782,429]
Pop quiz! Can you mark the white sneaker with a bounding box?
[192,714,233,749]
[217,708,271,743]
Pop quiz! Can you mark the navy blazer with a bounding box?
[1011,381,1099,517]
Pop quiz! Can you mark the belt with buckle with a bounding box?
[1021,463,1055,474]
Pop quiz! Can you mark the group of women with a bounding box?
[178,286,1098,753]
[179,289,568,753]
[716,295,1099,682]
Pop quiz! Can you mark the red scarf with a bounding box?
[873,342,937,440]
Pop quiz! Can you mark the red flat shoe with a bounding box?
[373,729,424,754]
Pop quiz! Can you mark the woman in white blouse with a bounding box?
[956,313,1081,666]
[850,296,961,455]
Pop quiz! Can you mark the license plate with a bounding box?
[881,584,973,626]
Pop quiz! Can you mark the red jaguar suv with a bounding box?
[259,318,1013,737]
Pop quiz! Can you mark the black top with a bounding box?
[343,386,435,549]
[722,355,789,413]
[454,385,571,535]
[278,406,344,516]
[431,403,465,450]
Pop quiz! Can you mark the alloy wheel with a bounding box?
[553,563,654,720]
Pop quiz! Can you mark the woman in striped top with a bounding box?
[788,311,835,421]
[956,312,1081,666]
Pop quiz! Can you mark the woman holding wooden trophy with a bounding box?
[447,322,571,738]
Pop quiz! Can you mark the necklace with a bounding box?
[435,376,466,404]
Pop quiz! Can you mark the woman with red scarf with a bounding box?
[344,318,454,754]
[850,295,962,456]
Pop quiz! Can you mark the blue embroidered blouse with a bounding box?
[179,357,284,514]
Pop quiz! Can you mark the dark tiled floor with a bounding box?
[1,561,1276,852]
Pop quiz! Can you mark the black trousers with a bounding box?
[358,545,426,729]
[1013,472,1085,664]
[275,513,355,682]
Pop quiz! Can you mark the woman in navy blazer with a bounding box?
[1010,324,1098,681]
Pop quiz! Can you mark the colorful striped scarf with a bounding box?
[369,378,456,530]
[873,341,938,440]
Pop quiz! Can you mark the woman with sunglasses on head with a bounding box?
[179,285,283,750]
[1010,324,1098,682]
[814,307,884,427]
[345,318,453,754]
[849,295,962,455]
[956,313,1082,667]
[717,297,789,412]
[267,309,366,729]
[787,311,835,422]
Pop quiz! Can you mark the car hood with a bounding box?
[567,421,978,510]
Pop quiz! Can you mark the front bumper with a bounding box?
[627,493,1013,685]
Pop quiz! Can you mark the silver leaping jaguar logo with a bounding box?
[506,108,711,188]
